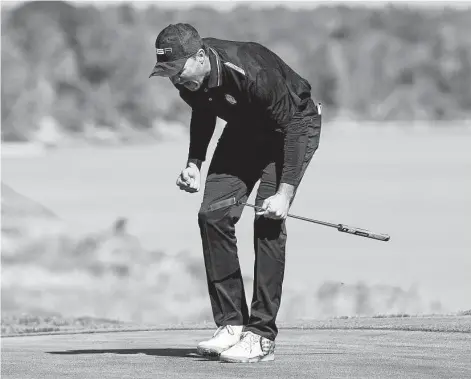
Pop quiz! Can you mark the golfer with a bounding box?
[150,23,322,363]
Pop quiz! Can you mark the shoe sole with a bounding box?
[196,346,227,357]
[219,353,275,363]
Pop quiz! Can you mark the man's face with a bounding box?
[167,50,206,92]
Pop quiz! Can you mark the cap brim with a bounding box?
[149,57,188,78]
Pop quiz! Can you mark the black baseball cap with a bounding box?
[149,23,203,78]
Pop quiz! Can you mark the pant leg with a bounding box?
[198,125,262,327]
[245,100,322,340]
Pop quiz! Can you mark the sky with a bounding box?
[2,0,470,11]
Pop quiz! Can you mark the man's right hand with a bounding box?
[176,163,200,193]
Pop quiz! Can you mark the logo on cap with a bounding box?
[157,48,173,55]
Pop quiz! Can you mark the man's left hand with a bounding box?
[255,193,291,220]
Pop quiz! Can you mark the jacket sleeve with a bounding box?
[252,69,309,187]
[178,88,217,167]
[188,107,217,165]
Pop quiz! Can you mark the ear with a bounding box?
[196,49,206,64]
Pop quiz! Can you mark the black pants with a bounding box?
[197,99,321,341]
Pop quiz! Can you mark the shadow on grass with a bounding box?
[47,348,217,360]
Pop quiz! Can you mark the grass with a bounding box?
[372,313,411,318]
[1,314,131,336]
[3,312,470,337]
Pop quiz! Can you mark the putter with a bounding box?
[209,197,390,242]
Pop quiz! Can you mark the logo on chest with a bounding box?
[225,94,237,105]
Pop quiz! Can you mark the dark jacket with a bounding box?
[175,37,319,186]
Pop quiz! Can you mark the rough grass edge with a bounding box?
[3,313,471,338]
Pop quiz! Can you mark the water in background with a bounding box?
[2,122,470,322]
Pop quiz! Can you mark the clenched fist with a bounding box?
[176,162,200,193]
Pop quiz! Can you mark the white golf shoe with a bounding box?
[196,325,244,357]
[219,331,275,363]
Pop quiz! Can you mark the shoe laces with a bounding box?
[213,325,235,337]
[238,332,259,352]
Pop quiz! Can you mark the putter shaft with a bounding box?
[237,200,390,242]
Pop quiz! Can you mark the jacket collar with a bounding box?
[207,47,222,88]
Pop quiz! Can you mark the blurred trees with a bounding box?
[1,1,470,142]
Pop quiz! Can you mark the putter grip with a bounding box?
[337,224,390,241]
